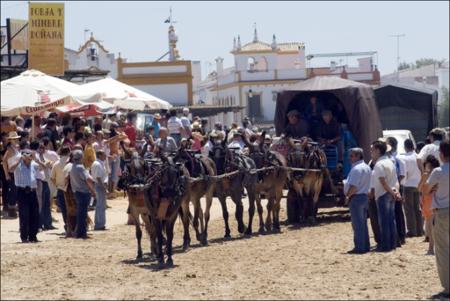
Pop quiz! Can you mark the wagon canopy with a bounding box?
[275,76,382,159]
[374,83,438,141]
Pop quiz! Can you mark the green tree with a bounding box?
[398,62,412,70]
[415,58,446,69]
[439,86,449,127]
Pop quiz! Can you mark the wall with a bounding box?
[117,60,194,106]
[135,83,189,106]
[240,82,298,121]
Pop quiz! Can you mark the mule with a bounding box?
[174,146,217,246]
[143,154,191,267]
[244,132,288,234]
[209,138,257,238]
[287,138,327,224]
[121,148,158,260]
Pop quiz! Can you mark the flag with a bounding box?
[164,17,170,23]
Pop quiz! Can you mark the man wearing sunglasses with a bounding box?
[9,149,42,243]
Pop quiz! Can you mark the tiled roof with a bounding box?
[237,41,304,53]
[240,41,272,51]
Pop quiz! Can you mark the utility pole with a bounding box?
[390,33,406,81]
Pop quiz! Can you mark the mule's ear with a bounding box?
[221,135,227,148]
[259,131,266,148]
[287,136,295,149]
[243,134,252,148]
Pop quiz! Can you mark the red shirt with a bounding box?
[62,138,74,150]
[124,122,137,147]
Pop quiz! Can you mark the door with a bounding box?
[248,94,262,121]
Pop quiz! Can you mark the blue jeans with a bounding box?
[56,189,67,227]
[170,133,181,147]
[109,157,120,186]
[349,194,370,253]
[376,193,397,251]
[74,191,91,238]
[40,181,52,229]
[94,183,106,229]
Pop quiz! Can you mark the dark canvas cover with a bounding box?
[275,76,382,160]
[374,83,438,141]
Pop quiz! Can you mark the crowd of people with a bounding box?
[0,108,266,239]
[0,107,448,298]
[343,128,449,298]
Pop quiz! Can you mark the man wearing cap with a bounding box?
[151,113,161,140]
[70,150,96,239]
[418,128,444,167]
[9,149,41,243]
[284,110,310,139]
[228,129,246,151]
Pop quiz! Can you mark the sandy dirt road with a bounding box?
[1,194,442,300]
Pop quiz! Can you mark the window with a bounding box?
[247,57,256,72]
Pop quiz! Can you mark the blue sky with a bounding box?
[1,1,449,77]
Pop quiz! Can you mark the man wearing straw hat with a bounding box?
[2,131,21,218]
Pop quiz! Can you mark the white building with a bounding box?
[381,61,449,104]
[64,32,117,83]
[197,29,307,126]
[198,28,380,127]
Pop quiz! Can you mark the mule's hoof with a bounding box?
[182,243,190,251]
[273,227,281,233]
[238,225,246,234]
[244,228,252,236]
[307,217,317,225]
[265,224,272,232]
[166,259,174,267]
[157,259,165,269]
[224,233,231,239]
[258,227,266,235]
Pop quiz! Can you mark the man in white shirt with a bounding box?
[386,136,407,246]
[91,150,108,231]
[424,139,449,298]
[180,107,192,139]
[50,146,71,232]
[418,128,445,167]
[371,140,401,252]
[167,109,184,146]
[398,139,423,237]
[227,130,246,152]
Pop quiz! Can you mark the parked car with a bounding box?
[383,129,416,155]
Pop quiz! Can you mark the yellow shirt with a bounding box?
[83,144,96,170]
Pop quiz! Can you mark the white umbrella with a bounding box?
[81,77,172,110]
[0,69,113,116]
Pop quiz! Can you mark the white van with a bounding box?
[383,130,416,155]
